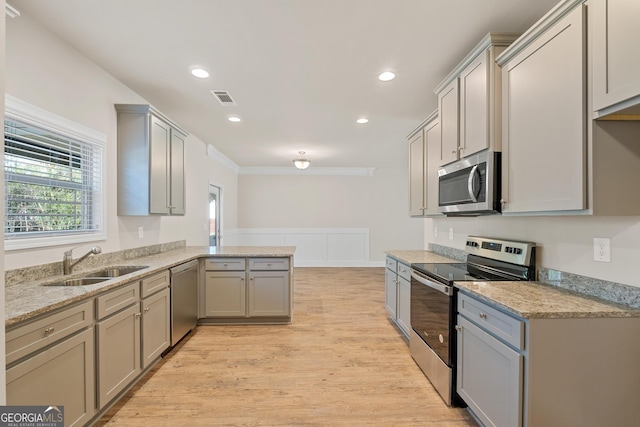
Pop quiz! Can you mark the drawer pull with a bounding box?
[144,307,150,313]
[135,312,142,318]
[479,312,488,320]
[44,327,55,336]
[223,263,228,266]
[455,325,462,331]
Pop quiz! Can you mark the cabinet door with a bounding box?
[141,288,171,369]
[396,275,411,337]
[424,119,442,215]
[96,304,141,408]
[384,268,397,319]
[204,271,246,317]
[459,51,489,157]
[169,130,186,215]
[409,130,426,216]
[149,115,170,214]
[439,79,459,165]
[248,271,290,317]
[592,0,640,111]
[7,328,95,427]
[502,5,586,213]
[457,315,523,427]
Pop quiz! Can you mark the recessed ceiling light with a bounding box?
[191,68,210,79]
[378,71,396,82]
[356,118,369,124]
[228,116,241,123]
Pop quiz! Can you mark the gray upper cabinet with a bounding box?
[115,104,187,216]
[434,33,519,166]
[591,0,640,115]
[407,111,442,217]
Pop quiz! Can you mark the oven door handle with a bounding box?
[411,271,453,296]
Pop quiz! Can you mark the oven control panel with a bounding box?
[465,236,535,266]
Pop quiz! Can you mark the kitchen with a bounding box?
[1,0,640,426]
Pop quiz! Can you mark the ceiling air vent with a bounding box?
[211,90,237,106]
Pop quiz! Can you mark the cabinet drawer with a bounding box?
[385,257,398,272]
[205,258,246,271]
[397,262,411,281]
[96,282,140,320]
[6,300,94,365]
[248,258,289,271]
[141,270,170,298]
[458,292,524,350]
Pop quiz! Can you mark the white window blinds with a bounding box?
[4,96,105,247]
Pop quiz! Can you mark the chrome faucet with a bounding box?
[63,246,102,275]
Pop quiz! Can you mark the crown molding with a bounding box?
[6,3,20,18]
[206,144,240,173]
[239,167,376,176]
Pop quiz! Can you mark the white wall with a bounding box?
[4,12,238,270]
[1,0,8,404]
[426,215,640,288]
[238,167,424,263]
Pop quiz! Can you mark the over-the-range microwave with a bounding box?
[438,149,501,216]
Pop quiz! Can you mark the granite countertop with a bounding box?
[455,280,640,319]
[385,250,458,265]
[5,245,296,327]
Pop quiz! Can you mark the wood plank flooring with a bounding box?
[96,267,477,426]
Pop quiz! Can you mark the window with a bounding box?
[4,96,105,250]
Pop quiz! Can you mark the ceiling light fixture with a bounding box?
[378,71,396,82]
[191,68,210,78]
[293,151,311,170]
[356,118,369,124]
[228,116,241,123]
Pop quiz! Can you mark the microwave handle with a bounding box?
[467,165,479,202]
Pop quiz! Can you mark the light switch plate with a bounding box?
[138,226,144,239]
[449,228,454,240]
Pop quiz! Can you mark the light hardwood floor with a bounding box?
[96,267,477,426]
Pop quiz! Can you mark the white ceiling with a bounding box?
[10,0,559,169]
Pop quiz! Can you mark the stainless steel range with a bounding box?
[409,236,536,406]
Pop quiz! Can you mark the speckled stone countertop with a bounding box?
[5,245,296,327]
[455,281,640,319]
[385,250,458,265]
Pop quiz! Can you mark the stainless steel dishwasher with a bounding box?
[170,260,198,346]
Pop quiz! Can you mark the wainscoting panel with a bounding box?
[230,228,372,267]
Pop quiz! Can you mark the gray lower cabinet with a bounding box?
[457,315,523,427]
[384,256,411,337]
[6,328,95,427]
[141,287,171,369]
[457,290,640,427]
[203,257,291,321]
[96,303,141,408]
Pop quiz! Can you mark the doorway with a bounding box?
[209,184,221,247]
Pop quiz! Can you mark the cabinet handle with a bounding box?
[451,150,457,154]
[135,312,142,318]
[144,307,150,313]
[455,325,462,331]
[500,199,507,205]
[250,277,254,281]
[267,263,272,267]
[479,312,488,320]
[241,277,244,281]
[44,327,55,336]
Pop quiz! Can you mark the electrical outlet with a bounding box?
[593,237,611,262]
[138,226,144,239]
[449,228,454,240]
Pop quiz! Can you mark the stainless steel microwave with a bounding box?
[438,149,501,215]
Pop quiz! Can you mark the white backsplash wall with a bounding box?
[426,215,640,289]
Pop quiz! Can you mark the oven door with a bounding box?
[410,270,454,366]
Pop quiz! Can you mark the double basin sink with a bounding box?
[45,265,149,286]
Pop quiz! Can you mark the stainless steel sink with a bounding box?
[45,277,110,286]
[43,265,149,286]
[85,265,149,278]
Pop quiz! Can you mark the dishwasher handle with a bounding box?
[170,260,198,275]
